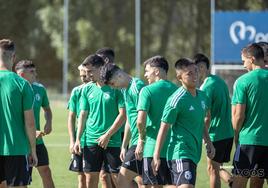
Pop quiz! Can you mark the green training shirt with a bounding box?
[232,69,268,146]
[80,83,125,147]
[200,75,234,142]
[137,79,178,158]
[162,87,209,164]
[32,82,50,145]
[67,84,87,146]
[0,70,34,155]
[122,77,145,146]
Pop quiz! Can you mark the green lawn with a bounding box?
[29,100,267,188]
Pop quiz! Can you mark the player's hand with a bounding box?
[36,130,45,139]
[69,141,75,154]
[135,139,144,161]
[120,147,127,162]
[151,156,161,176]
[205,142,215,159]
[73,141,81,155]
[29,151,38,167]
[44,123,52,135]
[96,133,110,149]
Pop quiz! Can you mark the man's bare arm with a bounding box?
[67,110,76,153]
[232,104,246,146]
[24,109,38,166]
[43,106,52,134]
[135,110,147,160]
[97,108,126,149]
[74,110,88,154]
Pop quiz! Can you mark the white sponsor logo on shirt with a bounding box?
[104,93,110,100]
[189,105,195,111]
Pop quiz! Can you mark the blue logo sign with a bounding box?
[214,11,268,63]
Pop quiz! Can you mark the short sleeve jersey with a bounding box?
[67,84,87,146]
[32,82,50,145]
[122,77,145,146]
[80,83,125,147]
[137,79,178,158]
[0,70,34,155]
[200,75,234,142]
[232,69,268,146]
[162,87,209,164]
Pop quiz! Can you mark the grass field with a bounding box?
[29,100,267,188]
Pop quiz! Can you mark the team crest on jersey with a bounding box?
[201,101,206,110]
[35,93,41,101]
[184,170,192,180]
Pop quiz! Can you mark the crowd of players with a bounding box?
[0,38,268,188]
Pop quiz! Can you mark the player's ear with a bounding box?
[118,71,123,78]
[154,68,160,76]
[175,70,181,80]
[17,71,23,77]
[250,56,256,64]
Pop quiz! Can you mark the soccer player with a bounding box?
[152,58,215,188]
[135,55,178,187]
[15,60,55,188]
[100,63,146,188]
[96,47,115,64]
[96,47,117,188]
[193,53,234,188]
[0,39,37,188]
[257,42,268,68]
[232,43,268,188]
[73,54,126,188]
[67,64,89,188]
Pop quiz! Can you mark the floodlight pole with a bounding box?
[211,0,215,74]
[63,0,69,98]
[135,0,141,77]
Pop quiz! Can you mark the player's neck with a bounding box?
[200,71,209,83]
[252,60,265,70]
[183,85,196,97]
[125,75,132,88]
[253,65,265,70]
[96,80,105,87]
[0,61,10,71]
[188,88,196,97]
[157,75,167,81]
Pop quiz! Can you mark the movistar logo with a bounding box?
[229,21,268,44]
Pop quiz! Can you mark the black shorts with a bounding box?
[0,157,5,183]
[83,146,121,173]
[167,159,197,186]
[142,157,171,185]
[212,137,233,163]
[69,149,84,172]
[121,145,142,175]
[232,144,268,178]
[0,155,31,186]
[36,144,49,167]
[101,160,110,173]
